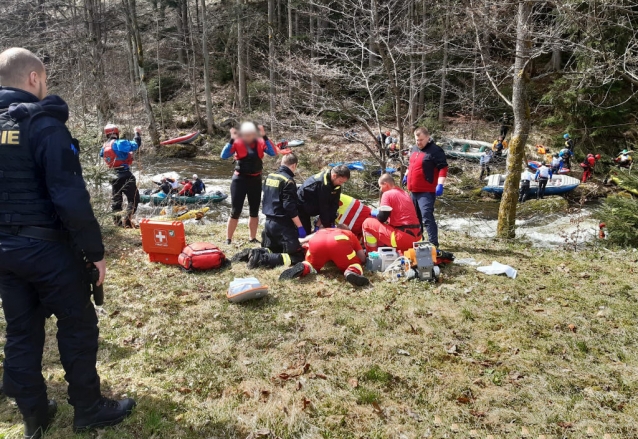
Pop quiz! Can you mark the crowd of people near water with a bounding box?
[218,122,449,287]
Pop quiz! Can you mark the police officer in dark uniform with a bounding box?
[297,165,351,234]
[247,153,307,268]
[0,48,135,438]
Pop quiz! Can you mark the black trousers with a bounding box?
[112,171,139,214]
[537,178,549,199]
[230,173,262,219]
[0,233,101,415]
[262,218,305,266]
[500,126,509,138]
[480,164,491,180]
[519,181,530,203]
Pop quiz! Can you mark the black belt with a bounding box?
[396,224,421,237]
[0,225,68,242]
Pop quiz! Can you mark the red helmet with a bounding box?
[599,222,606,229]
[385,131,391,136]
[595,154,601,160]
[104,123,119,138]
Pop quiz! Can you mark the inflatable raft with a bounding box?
[328,161,397,174]
[160,131,200,146]
[483,174,580,196]
[140,192,228,206]
[152,207,210,222]
[442,138,507,161]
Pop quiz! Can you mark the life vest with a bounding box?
[337,194,368,233]
[233,138,265,175]
[551,157,561,168]
[0,104,57,226]
[102,139,134,169]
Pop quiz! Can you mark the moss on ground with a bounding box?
[0,222,635,438]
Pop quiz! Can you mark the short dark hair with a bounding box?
[282,152,298,166]
[379,173,395,186]
[331,165,351,179]
[0,48,45,87]
[414,127,430,137]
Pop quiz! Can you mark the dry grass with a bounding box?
[0,222,637,439]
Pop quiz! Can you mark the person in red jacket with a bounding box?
[279,228,370,287]
[178,180,194,197]
[406,127,448,247]
[580,153,600,183]
[362,173,422,252]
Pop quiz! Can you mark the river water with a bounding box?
[135,157,599,249]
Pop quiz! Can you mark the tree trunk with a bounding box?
[309,6,316,108]
[175,0,186,63]
[496,0,532,239]
[188,0,202,129]
[438,1,449,123]
[287,0,293,98]
[201,0,214,133]
[237,0,247,109]
[268,0,276,130]
[123,0,160,147]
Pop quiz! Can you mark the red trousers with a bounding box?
[306,234,363,276]
[362,218,421,252]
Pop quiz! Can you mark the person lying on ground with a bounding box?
[362,173,422,252]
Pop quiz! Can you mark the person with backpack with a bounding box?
[100,123,142,228]
[220,122,276,244]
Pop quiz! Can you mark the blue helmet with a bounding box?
[564,134,570,139]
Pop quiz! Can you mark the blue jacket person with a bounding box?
[100,123,141,228]
[0,48,135,438]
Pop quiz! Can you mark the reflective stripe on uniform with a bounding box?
[365,235,378,245]
[334,235,349,241]
[347,250,356,260]
[390,231,397,248]
[347,202,364,230]
[349,264,363,275]
[282,253,291,266]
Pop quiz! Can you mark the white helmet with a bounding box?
[192,174,198,180]
[239,121,258,135]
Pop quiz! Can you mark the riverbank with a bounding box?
[0,226,636,438]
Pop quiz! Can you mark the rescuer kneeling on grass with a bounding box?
[279,228,370,287]
[244,153,307,269]
[362,173,421,252]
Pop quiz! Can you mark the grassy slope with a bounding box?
[0,224,636,439]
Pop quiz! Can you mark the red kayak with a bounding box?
[160,131,200,146]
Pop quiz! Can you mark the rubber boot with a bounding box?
[279,262,316,281]
[345,272,370,287]
[73,397,136,432]
[23,400,57,439]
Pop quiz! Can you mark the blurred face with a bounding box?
[415,132,430,149]
[241,130,257,144]
[331,173,349,187]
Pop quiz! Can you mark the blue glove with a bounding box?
[371,209,379,218]
[297,226,307,239]
[435,184,444,197]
